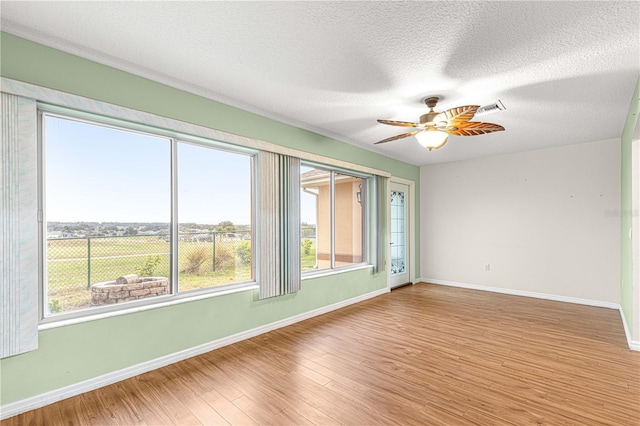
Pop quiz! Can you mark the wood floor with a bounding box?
[3,283,639,425]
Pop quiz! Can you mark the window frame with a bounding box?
[0,76,392,330]
[300,161,371,277]
[38,105,258,324]
[174,138,256,294]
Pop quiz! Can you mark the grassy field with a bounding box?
[46,236,317,314]
[47,236,170,259]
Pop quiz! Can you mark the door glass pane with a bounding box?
[390,190,406,275]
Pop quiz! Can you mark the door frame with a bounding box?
[387,177,416,290]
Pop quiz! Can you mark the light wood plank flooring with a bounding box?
[3,283,639,425]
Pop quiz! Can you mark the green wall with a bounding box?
[620,76,640,338]
[0,32,420,405]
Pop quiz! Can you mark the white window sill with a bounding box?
[40,265,376,330]
[301,263,374,281]
[39,282,259,330]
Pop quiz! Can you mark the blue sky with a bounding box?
[45,115,317,225]
[45,115,252,225]
[300,166,317,225]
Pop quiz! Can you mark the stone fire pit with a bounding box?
[91,274,169,306]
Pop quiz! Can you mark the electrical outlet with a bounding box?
[484,264,490,272]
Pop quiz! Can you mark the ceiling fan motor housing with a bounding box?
[420,97,443,126]
[419,111,441,126]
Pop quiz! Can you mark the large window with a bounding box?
[300,164,368,273]
[41,111,254,318]
[177,142,252,291]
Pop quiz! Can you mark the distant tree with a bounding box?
[123,226,138,236]
[216,221,237,232]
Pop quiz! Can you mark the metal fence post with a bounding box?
[87,237,91,288]
[212,232,216,272]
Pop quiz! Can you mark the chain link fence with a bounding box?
[46,231,251,314]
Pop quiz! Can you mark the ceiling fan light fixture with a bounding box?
[374,96,504,148]
[416,130,448,151]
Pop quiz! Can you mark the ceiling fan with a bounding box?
[375,97,505,151]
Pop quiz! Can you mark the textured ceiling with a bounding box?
[1,1,639,166]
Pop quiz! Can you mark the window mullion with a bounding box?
[170,138,179,295]
[330,171,335,269]
[38,110,47,321]
[362,179,368,265]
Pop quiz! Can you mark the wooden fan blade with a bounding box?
[377,119,422,128]
[440,105,479,125]
[374,130,421,144]
[446,122,505,136]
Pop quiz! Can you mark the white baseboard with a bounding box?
[0,287,389,420]
[420,278,640,351]
[420,278,620,309]
[619,305,640,351]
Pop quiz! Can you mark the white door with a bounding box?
[390,182,410,288]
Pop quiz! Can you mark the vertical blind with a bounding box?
[375,175,388,274]
[258,151,301,299]
[1,93,39,358]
